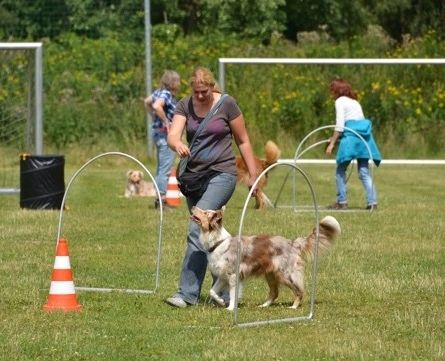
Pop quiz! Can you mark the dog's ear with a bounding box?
[190,206,202,219]
[190,214,202,224]
[127,170,133,177]
[209,209,223,228]
[190,206,204,225]
[138,171,144,178]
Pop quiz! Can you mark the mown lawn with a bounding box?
[1,160,444,360]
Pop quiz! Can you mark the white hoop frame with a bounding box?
[56,152,164,294]
[273,125,376,211]
[233,162,320,327]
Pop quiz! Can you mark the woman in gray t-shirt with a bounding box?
[165,67,258,308]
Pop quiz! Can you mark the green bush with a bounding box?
[2,30,444,158]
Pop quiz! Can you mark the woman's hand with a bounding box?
[326,131,341,156]
[326,143,334,155]
[248,174,259,196]
[175,142,191,158]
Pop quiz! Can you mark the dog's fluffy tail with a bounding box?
[264,140,281,167]
[297,216,341,260]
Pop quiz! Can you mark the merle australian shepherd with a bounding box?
[191,206,341,310]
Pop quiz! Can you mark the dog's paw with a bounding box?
[209,290,226,307]
[258,300,273,308]
[288,301,301,309]
[212,297,226,307]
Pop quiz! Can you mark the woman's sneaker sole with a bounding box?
[165,297,188,308]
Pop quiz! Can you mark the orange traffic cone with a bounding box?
[165,168,181,207]
[43,238,82,312]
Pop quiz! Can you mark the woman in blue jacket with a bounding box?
[325,78,381,210]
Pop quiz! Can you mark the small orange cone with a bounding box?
[165,168,182,207]
[43,238,82,312]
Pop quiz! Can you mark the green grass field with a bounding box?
[1,161,444,360]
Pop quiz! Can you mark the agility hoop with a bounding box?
[233,162,320,327]
[56,151,163,295]
[274,125,376,212]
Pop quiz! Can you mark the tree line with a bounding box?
[1,0,444,43]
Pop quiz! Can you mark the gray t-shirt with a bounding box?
[174,95,241,175]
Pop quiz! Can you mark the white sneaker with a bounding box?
[165,296,188,308]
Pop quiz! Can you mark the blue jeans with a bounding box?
[336,158,377,206]
[153,132,175,196]
[173,172,237,305]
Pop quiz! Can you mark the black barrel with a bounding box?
[20,155,65,210]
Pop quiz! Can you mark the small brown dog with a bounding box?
[236,140,281,209]
[124,170,156,198]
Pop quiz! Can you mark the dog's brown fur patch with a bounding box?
[236,140,281,209]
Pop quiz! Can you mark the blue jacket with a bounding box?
[336,119,382,166]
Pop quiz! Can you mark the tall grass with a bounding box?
[1,160,444,360]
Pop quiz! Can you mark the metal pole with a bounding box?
[35,44,43,154]
[218,60,225,93]
[144,0,153,158]
[219,57,445,65]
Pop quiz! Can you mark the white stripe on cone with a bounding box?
[53,256,71,269]
[49,281,76,295]
[168,177,179,185]
[166,190,181,198]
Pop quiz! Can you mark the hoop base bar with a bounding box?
[76,287,155,294]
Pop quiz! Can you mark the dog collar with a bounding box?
[207,239,226,253]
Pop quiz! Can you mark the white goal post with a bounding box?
[218,57,445,92]
[0,42,44,194]
[218,57,445,165]
[0,42,44,154]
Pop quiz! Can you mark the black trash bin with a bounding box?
[20,154,65,210]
